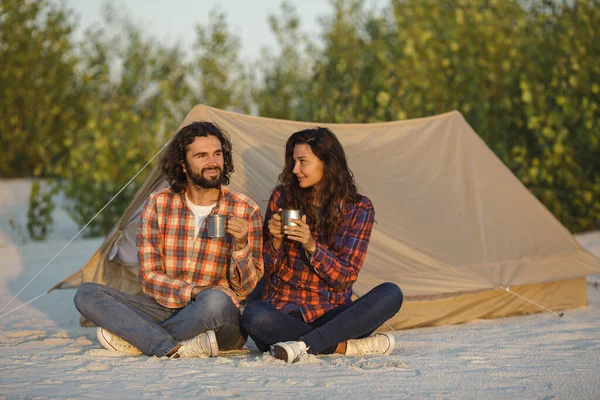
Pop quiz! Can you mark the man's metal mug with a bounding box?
[207,215,227,238]
[281,209,301,233]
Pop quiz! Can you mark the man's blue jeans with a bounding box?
[74,282,246,357]
[241,282,403,354]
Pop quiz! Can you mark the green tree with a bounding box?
[0,0,85,177]
[512,0,600,231]
[192,8,251,113]
[55,5,194,236]
[308,0,389,123]
[254,0,599,231]
[253,1,316,120]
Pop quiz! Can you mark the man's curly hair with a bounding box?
[160,121,234,193]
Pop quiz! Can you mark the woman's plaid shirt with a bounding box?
[262,187,375,323]
[137,186,263,309]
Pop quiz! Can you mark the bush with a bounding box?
[256,0,600,232]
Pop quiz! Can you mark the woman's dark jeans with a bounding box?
[241,282,403,354]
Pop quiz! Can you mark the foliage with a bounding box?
[19,3,249,237]
[252,1,316,120]
[256,0,599,232]
[2,0,598,236]
[27,180,59,240]
[53,5,193,237]
[512,0,600,231]
[0,0,85,178]
[193,9,251,113]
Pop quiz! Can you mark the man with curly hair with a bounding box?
[74,122,263,358]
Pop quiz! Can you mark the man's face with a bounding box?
[183,135,225,189]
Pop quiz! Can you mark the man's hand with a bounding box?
[283,215,316,255]
[226,215,249,251]
[191,285,240,307]
[268,209,285,250]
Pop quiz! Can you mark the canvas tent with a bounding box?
[54,105,600,329]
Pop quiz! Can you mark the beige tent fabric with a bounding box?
[53,105,600,328]
[381,278,587,330]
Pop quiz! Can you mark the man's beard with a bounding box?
[187,166,225,189]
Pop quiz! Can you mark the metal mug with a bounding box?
[281,209,301,233]
[207,215,227,238]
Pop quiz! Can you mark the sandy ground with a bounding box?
[1,179,600,399]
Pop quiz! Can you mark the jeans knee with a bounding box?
[194,289,237,321]
[379,282,404,311]
[73,282,101,315]
[240,301,271,334]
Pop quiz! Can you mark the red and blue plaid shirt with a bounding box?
[262,186,375,323]
[137,186,263,309]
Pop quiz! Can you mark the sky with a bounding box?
[65,0,335,61]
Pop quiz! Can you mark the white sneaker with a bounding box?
[177,330,219,358]
[270,341,308,364]
[96,327,143,356]
[345,332,395,356]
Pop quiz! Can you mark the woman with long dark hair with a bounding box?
[241,127,403,363]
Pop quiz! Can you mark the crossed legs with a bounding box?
[74,282,246,357]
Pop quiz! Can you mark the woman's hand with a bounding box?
[268,209,285,249]
[284,215,316,254]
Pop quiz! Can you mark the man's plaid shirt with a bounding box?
[137,186,263,309]
[262,186,375,323]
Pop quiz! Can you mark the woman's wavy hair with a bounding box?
[277,127,358,249]
[160,121,234,193]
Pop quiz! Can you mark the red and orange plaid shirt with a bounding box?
[137,186,263,309]
[262,186,375,323]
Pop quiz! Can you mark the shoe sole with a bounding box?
[270,343,294,364]
[206,329,219,357]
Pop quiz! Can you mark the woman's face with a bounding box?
[292,143,324,190]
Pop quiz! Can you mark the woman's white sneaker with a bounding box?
[96,327,143,356]
[345,332,395,356]
[270,341,308,364]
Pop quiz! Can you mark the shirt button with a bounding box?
[187,259,192,264]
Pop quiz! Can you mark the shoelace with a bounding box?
[181,334,212,357]
[294,345,309,362]
[352,335,388,355]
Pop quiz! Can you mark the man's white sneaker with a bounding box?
[96,327,143,356]
[270,341,308,364]
[177,330,219,358]
[345,332,396,356]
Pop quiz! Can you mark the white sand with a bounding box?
[1,179,599,399]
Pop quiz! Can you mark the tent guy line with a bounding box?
[502,287,565,319]
[0,141,170,319]
[0,291,47,320]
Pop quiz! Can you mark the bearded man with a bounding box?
[74,122,263,358]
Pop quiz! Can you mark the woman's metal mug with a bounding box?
[207,215,227,238]
[281,209,301,233]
